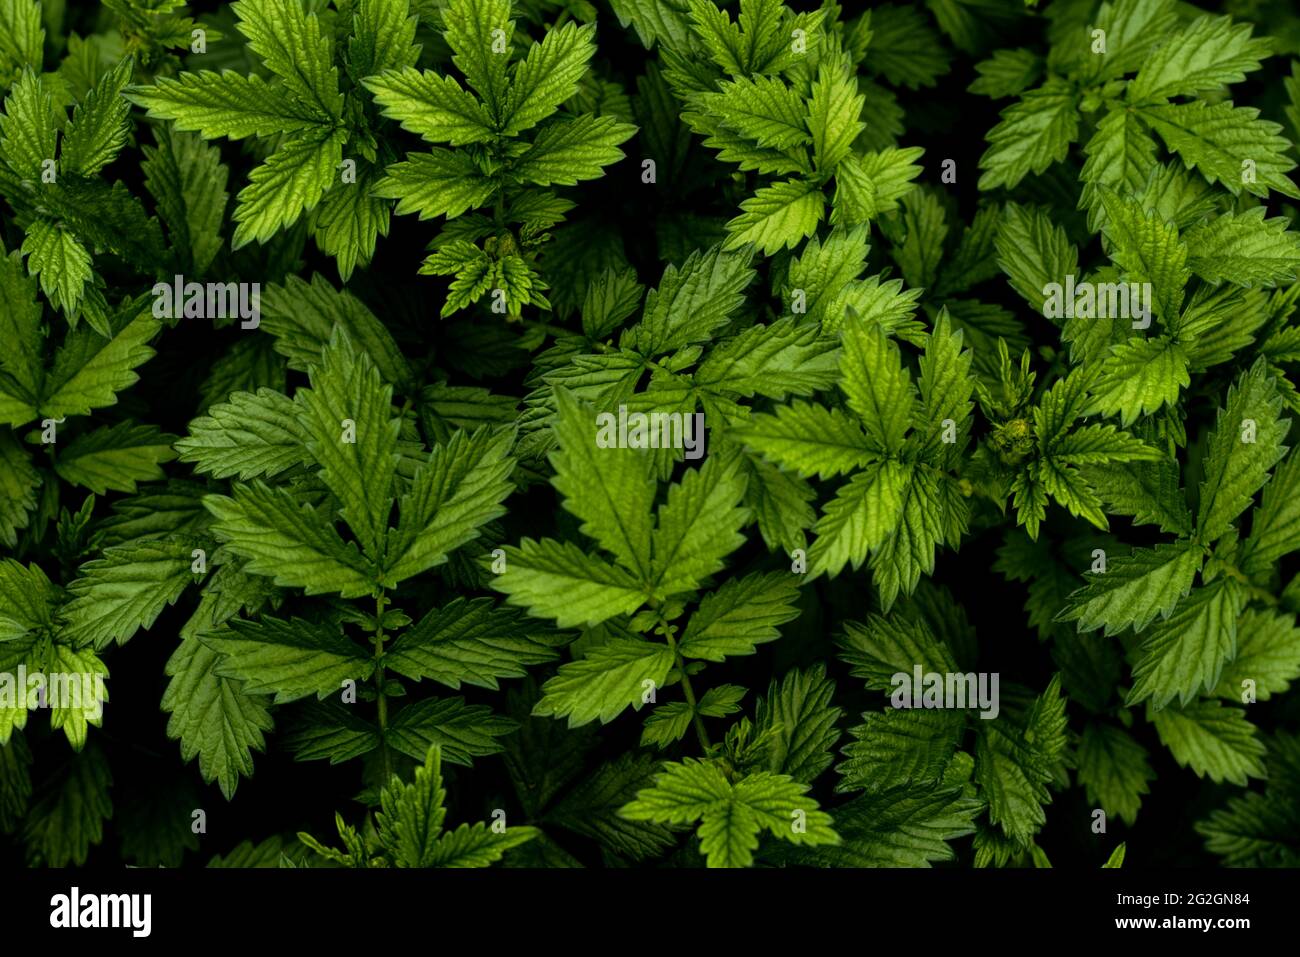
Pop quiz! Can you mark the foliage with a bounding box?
[0,0,1298,870]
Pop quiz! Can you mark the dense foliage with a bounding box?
[1,0,1299,870]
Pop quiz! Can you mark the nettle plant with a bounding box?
[3,0,1300,870]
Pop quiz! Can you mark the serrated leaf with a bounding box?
[1077,723,1154,826]
[1057,541,1202,636]
[533,637,673,727]
[176,388,311,481]
[53,421,178,495]
[1128,578,1244,709]
[723,179,824,255]
[384,598,568,690]
[202,616,374,704]
[978,81,1078,191]
[1197,362,1290,542]
[1152,699,1266,786]
[678,572,799,662]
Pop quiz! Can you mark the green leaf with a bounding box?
[1077,723,1154,827]
[0,434,39,547]
[1079,107,1157,231]
[0,69,56,180]
[678,572,799,662]
[491,537,647,628]
[968,48,1042,98]
[806,63,864,171]
[917,312,975,462]
[1128,15,1273,104]
[204,481,377,599]
[232,0,343,119]
[260,274,413,389]
[41,302,161,419]
[650,451,750,597]
[381,426,515,584]
[164,629,273,800]
[0,0,42,80]
[1128,578,1245,709]
[0,248,43,423]
[840,315,916,456]
[53,421,178,495]
[348,0,420,80]
[808,460,909,578]
[546,387,650,574]
[141,126,229,275]
[385,697,517,765]
[442,0,514,122]
[127,70,328,140]
[995,203,1077,316]
[22,220,92,316]
[59,538,195,650]
[1097,187,1189,324]
[231,127,346,249]
[60,56,132,176]
[22,743,112,866]
[723,179,824,255]
[1152,699,1266,786]
[978,81,1078,191]
[831,147,925,225]
[377,744,447,866]
[503,21,595,135]
[533,637,674,727]
[865,4,949,89]
[1196,362,1290,542]
[1087,336,1190,427]
[297,330,401,555]
[620,759,838,867]
[733,401,871,479]
[1082,456,1193,536]
[202,615,375,704]
[373,148,496,220]
[1213,608,1300,702]
[1241,448,1300,576]
[512,113,636,187]
[695,317,839,400]
[362,68,494,146]
[176,388,311,481]
[837,707,963,794]
[1057,541,1203,636]
[383,597,568,690]
[696,74,809,150]
[1183,209,1300,289]
[754,663,843,783]
[1138,100,1300,200]
[621,244,755,356]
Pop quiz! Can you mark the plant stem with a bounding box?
[373,592,394,784]
[665,630,711,753]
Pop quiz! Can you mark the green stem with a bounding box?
[373,592,394,784]
[665,631,711,753]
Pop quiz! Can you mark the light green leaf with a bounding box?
[533,637,674,727]
[678,572,800,662]
[60,540,198,650]
[202,616,375,704]
[1197,362,1290,542]
[1057,541,1203,636]
[1128,578,1245,709]
[1152,699,1266,785]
